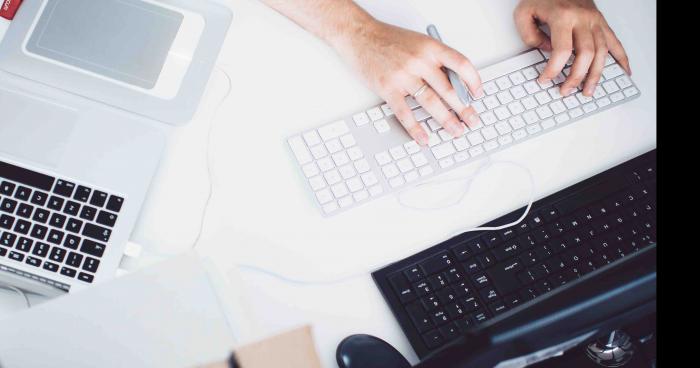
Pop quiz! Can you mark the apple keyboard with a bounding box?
[287,49,640,216]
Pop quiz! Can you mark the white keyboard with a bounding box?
[287,49,640,216]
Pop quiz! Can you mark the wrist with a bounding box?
[323,7,378,55]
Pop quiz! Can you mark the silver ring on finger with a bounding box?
[412,84,429,99]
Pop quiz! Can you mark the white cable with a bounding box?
[0,283,31,309]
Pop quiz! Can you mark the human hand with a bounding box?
[333,20,484,146]
[514,0,631,97]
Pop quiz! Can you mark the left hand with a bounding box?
[514,0,631,97]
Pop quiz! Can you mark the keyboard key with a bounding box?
[65,218,83,234]
[374,119,391,133]
[8,251,24,262]
[90,190,108,208]
[15,237,32,252]
[53,180,75,197]
[30,191,48,206]
[407,302,433,333]
[49,247,66,263]
[82,223,112,242]
[79,206,97,221]
[43,261,59,272]
[16,203,33,218]
[1,198,17,214]
[60,267,77,278]
[32,209,49,224]
[106,195,124,213]
[14,186,32,201]
[439,323,460,341]
[420,253,453,276]
[83,257,100,273]
[30,224,47,240]
[78,272,94,283]
[31,242,50,257]
[63,200,81,216]
[47,229,64,245]
[50,213,67,228]
[73,185,91,202]
[47,196,64,211]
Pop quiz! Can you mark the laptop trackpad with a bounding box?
[0,89,76,168]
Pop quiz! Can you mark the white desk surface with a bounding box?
[0,0,656,366]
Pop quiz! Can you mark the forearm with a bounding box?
[260,0,375,50]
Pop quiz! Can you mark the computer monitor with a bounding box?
[416,246,656,368]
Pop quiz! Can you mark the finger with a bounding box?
[437,48,484,98]
[582,26,608,96]
[422,69,481,128]
[413,83,464,137]
[388,94,429,146]
[604,27,632,75]
[513,7,552,51]
[539,23,573,83]
[560,26,595,96]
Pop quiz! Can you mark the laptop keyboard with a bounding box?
[1,160,124,285]
[372,150,656,358]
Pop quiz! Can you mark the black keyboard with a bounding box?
[0,160,125,287]
[372,150,656,358]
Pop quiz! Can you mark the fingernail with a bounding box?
[585,87,594,96]
[561,87,574,96]
[416,132,429,146]
[538,77,550,85]
[468,114,481,127]
[475,87,485,99]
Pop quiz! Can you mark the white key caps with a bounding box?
[347,177,364,193]
[404,141,421,154]
[509,116,526,130]
[309,176,326,191]
[397,158,414,173]
[623,87,639,98]
[582,102,597,113]
[375,151,392,166]
[339,164,356,179]
[302,163,319,178]
[593,86,607,99]
[413,108,431,122]
[596,97,612,108]
[536,105,553,119]
[563,96,580,109]
[552,73,566,85]
[497,91,514,105]
[494,106,511,120]
[432,142,457,160]
[535,91,552,105]
[354,190,369,202]
[411,153,429,167]
[428,133,441,147]
[603,80,620,94]
[390,146,407,160]
[482,126,498,141]
[326,139,343,154]
[382,164,400,178]
[310,144,328,160]
[303,130,321,146]
[317,157,334,172]
[484,96,500,110]
[527,124,542,135]
[541,119,556,130]
[605,55,616,66]
[323,202,339,214]
[569,107,584,118]
[469,145,485,157]
[354,158,370,173]
[555,113,570,124]
[548,87,563,100]
[483,81,499,95]
[484,140,499,151]
[380,104,394,116]
[427,118,441,131]
[347,146,363,161]
[523,67,539,80]
[538,79,554,89]
[405,170,420,182]
[508,101,525,115]
[419,166,434,177]
[576,93,593,104]
[513,129,527,140]
[496,76,512,90]
[524,81,540,94]
[610,92,625,102]
[473,101,487,114]
[455,151,470,162]
[467,131,485,146]
[332,151,350,166]
[338,196,354,208]
[340,134,356,148]
[509,71,526,85]
[331,183,349,198]
[510,85,527,100]
[480,111,498,126]
[362,173,379,186]
[495,121,513,135]
[521,96,538,110]
[616,76,633,89]
[602,64,624,80]
[324,170,342,185]
[405,96,420,109]
[367,107,384,121]
[318,120,350,141]
[369,185,384,197]
[550,100,566,115]
[439,157,455,168]
[498,135,513,146]
[288,136,312,165]
[316,189,333,204]
[353,112,370,127]
[453,136,469,151]
[389,176,406,188]
[374,119,391,133]
[438,129,453,142]
[523,111,539,125]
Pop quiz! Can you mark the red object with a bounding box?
[0,0,23,20]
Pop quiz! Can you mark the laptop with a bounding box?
[0,0,232,296]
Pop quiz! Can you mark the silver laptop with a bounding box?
[0,0,232,296]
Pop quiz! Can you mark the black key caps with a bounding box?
[106,195,124,212]
[78,272,94,283]
[80,239,106,257]
[60,267,77,278]
[30,224,48,240]
[390,273,417,303]
[1,198,17,213]
[32,208,49,223]
[63,201,81,216]
[82,223,111,242]
[74,186,91,202]
[47,229,65,245]
[65,218,83,233]
[49,247,66,263]
[0,161,55,191]
[422,330,444,349]
[15,237,32,252]
[47,196,64,211]
[420,252,453,276]
[79,206,97,221]
[0,181,15,195]
[9,251,23,262]
[1,232,17,247]
[90,191,108,207]
[82,257,100,273]
[0,214,14,229]
[13,219,30,234]
[14,186,32,201]
[26,256,41,267]
[32,242,50,257]
[16,203,33,218]
[43,262,59,272]
[486,259,523,295]
[64,234,81,250]
[66,252,83,268]
[31,191,48,206]
[406,302,433,333]
[53,180,75,197]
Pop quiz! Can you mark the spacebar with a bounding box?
[478,49,545,83]
[0,160,55,192]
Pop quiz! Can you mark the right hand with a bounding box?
[333,20,484,146]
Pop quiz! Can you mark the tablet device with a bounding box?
[23,0,205,99]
